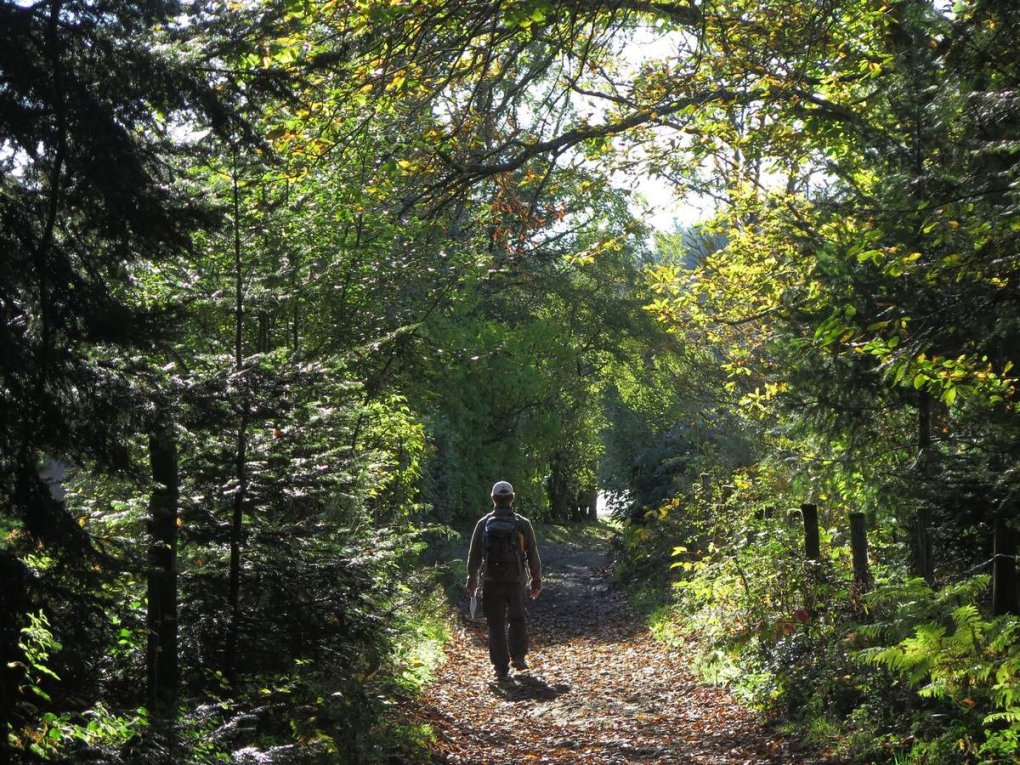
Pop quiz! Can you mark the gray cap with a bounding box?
[491,480,514,497]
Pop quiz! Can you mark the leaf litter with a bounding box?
[413,539,840,764]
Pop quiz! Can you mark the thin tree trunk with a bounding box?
[913,390,934,584]
[225,151,248,679]
[548,454,571,523]
[291,235,300,354]
[257,310,270,354]
[225,419,247,678]
[146,426,178,718]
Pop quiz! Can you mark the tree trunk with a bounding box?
[992,506,1019,616]
[700,472,711,503]
[257,310,270,354]
[849,512,871,593]
[801,503,820,560]
[224,152,248,679]
[913,389,935,584]
[225,416,247,678]
[548,454,571,523]
[146,426,178,718]
[576,486,597,523]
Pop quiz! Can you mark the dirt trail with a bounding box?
[417,534,835,765]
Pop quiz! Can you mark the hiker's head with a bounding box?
[491,480,515,508]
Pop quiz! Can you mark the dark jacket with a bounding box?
[466,507,542,591]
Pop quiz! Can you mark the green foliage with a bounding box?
[180,548,450,765]
[624,460,1020,763]
[390,587,451,695]
[8,1,1020,764]
[858,578,1020,761]
[8,524,447,763]
[9,612,149,761]
[17,705,149,762]
[12,611,62,708]
[619,3,1020,760]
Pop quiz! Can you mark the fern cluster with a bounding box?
[858,576,1020,761]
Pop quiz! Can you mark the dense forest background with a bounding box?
[2,0,1019,763]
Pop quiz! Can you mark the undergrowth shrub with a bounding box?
[8,525,450,764]
[619,464,1020,764]
[671,534,1020,763]
[857,576,1020,763]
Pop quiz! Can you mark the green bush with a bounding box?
[618,459,1020,765]
[858,576,1020,763]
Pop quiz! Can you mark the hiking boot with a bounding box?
[511,657,528,671]
[494,666,510,681]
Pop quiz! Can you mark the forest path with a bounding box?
[416,527,833,765]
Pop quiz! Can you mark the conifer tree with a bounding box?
[0,0,238,745]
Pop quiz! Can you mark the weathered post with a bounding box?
[849,512,871,592]
[700,472,711,503]
[801,503,820,560]
[992,506,1019,616]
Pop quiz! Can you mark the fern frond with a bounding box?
[853,623,887,640]
[988,617,1020,652]
[918,678,948,700]
[983,708,1020,725]
[939,575,991,604]
[952,603,982,631]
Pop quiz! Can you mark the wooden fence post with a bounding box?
[849,512,871,592]
[801,502,820,560]
[992,506,1019,616]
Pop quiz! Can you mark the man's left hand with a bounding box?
[529,587,541,600]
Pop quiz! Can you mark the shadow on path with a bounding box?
[488,673,572,702]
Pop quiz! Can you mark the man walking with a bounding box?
[465,481,542,680]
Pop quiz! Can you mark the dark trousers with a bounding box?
[482,579,528,671]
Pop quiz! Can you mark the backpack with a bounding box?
[483,513,524,582]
